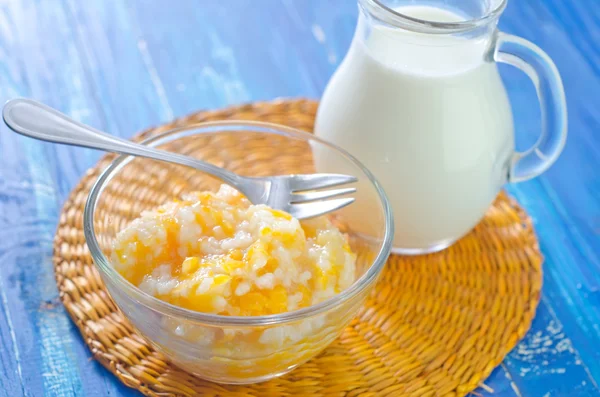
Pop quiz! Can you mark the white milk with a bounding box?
[314,6,514,252]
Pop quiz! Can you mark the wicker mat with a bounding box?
[53,99,542,396]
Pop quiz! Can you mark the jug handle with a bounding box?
[494,32,568,183]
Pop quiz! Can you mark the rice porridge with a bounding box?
[112,184,356,316]
[110,184,357,376]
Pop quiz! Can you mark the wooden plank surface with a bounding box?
[0,0,598,396]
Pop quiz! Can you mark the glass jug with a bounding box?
[314,0,567,254]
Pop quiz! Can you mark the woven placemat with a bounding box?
[53,99,543,397]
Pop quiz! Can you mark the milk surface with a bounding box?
[315,5,514,250]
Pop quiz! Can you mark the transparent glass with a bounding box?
[84,121,393,384]
[315,0,567,254]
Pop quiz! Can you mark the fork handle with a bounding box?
[3,98,241,186]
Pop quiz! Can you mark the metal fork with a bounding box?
[3,98,356,219]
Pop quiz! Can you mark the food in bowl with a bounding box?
[110,184,359,379]
[112,184,357,316]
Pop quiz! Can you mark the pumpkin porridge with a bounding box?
[112,184,357,317]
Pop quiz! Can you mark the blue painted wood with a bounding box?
[63,0,174,138]
[0,0,141,396]
[0,0,598,396]
[503,298,599,395]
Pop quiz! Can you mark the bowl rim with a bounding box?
[84,120,394,326]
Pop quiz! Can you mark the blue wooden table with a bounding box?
[0,1,598,396]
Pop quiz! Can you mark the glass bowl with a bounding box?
[84,121,393,384]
